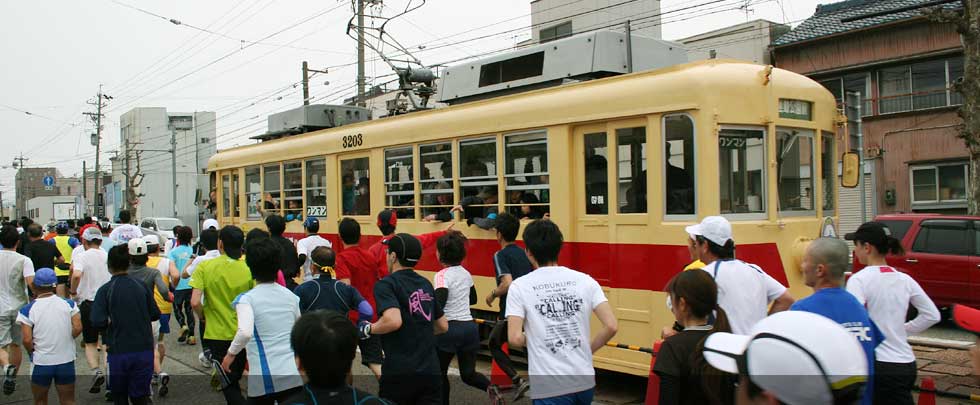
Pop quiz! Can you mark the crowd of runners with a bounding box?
[0,209,976,405]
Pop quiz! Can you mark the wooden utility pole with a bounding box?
[302,61,328,106]
[83,85,110,217]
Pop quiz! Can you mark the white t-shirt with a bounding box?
[701,259,786,335]
[846,265,940,363]
[155,257,172,280]
[109,224,143,243]
[17,295,79,366]
[0,250,34,314]
[434,266,474,322]
[296,235,332,281]
[185,250,220,278]
[74,248,110,302]
[505,266,608,399]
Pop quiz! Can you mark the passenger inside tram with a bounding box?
[665,142,693,215]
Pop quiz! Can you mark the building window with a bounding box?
[910,162,969,206]
[305,159,326,218]
[776,128,814,213]
[878,57,963,114]
[584,132,608,215]
[341,157,371,216]
[878,66,912,114]
[818,73,871,115]
[540,21,572,43]
[245,166,261,219]
[385,146,414,220]
[720,127,766,215]
[262,164,281,216]
[821,131,835,214]
[420,142,453,221]
[505,131,549,219]
[665,115,695,216]
[617,127,647,214]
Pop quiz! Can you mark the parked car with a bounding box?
[851,213,980,310]
[140,217,184,241]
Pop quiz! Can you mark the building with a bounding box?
[26,195,83,224]
[526,0,663,43]
[772,0,965,220]
[15,167,59,219]
[678,19,789,64]
[118,108,216,229]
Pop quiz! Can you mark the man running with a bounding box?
[168,227,195,346]
[182,228,220,345]
[108,210,142,243]
[295,246,374,322]
[484,213,531,399]
[51,222,80,298]
[368,210,452,277]
[68,227,111,394]
[24,224,64,287]
[296,217,331,282]
[334,218,383,379]
[144,235,178,396]
[266,215,300,289]
[0,225,34,395]
[18,268,81,405]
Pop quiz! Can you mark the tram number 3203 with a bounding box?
[342,134,364,149]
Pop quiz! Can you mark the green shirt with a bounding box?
[188,254,254,341]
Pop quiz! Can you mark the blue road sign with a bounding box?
[42,176,54,186]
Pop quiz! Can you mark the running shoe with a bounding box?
[2,365,15,395]
[158,372,170,397]
[151,373,159,386]
[104,390,112,402]
[186,335,197,346]
[488,384,505,405]
[198,349,212,368]
[89,370,105,394]
[177,326,189,343]
[512,377,530,402]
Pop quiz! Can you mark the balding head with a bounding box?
[805,237,850,287]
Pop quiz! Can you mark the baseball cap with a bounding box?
[55,221,69,231]
[953,304,980,334]
[703,311,867,405]
[685,216,733,246]
[843,222,891,244]
[34,268,58,288]
[82,227,103,242]
[202,219,219,230]
[383,233,422,265]
[128,238,148,256]
[303,216,319,229]
[142,234,161,246]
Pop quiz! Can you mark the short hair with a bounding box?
[437,231,467,266]
[131,253,149,266]
[291,310,358,387]
[246,228,270,244]
[522,220,563,264]
[305,219,320,233]
[311,246,336,268]
[107,245,130,273]
[265,215,286,236]
[219,226,245,258]
[200,229,219,251]
[494,212,521,242]
[808,237,850,281]
[244,238,281,283]
[176,226,193,245]
[338,218,361,245]
[147,243,160,255]
[696,236,736,260]
[27,224,42,238]
[0,225,18,248]
[118,210,132,224]
[19,217,33,228]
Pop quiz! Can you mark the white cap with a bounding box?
[202,219,219,231]
[127,238,148,256]
[91,216,98,222]
[82,227,103,242]
[703,311,868,405]
[142,234,161,246]
[684,216,733,246]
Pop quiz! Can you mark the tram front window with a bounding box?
[776,128,814,212]
[720,128,766,215]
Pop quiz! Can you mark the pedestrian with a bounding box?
[49,222,80,298]
[362,233,448,405]
[168,226,196,346]
[195,219,220,256]
[295,246,374,322]
[91,245,161,405]
[24,224,64,287]
[143,235,178,396]
[368,209,453,277]
[505,219,618,404]
[684,216,794,335]
[296,217,331,282]
[18,268,81,405]
[189,225,254,405]
[282,310,391,404]
[703,311,868,405]
[333,218,383,379]
[483,213,531,399]
[68,226,111,394]
[263,215,299,289]
[99,222,117,253]
[16,218,33,255]
[791,237,884,405]
[222,237,303,404]
[0,225,34,395]
[432,231,494,404]
[182,228,220,346]
[683,234,705,270]
[108,210,142,243]
[845,222,940,405]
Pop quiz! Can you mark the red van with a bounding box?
[850,214,980,310]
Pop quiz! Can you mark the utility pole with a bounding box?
[12,153,28,170]
[12,153,27,219]
[84,85,111,218]
[302,62,329,106]
[82,161,87,214]
[124,138,130,212]
[356,0,366,107]
[170,126,177,218]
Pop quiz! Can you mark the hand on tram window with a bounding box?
[445,221,455,232]
[423,214,437,222]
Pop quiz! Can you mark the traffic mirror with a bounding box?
[841,152,860,188]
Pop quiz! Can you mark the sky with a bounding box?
[0,0,832,206]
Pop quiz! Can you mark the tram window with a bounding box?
[305,158,327,218]
[821,131,836,213]
[584,132,608,215]
[459,137,499,220]
[385,147,414,220]
[664,115,695,216]
[505,131,549,219]
[420,142,453,221]
[617,127,647,214]
[221,174,231,217]
[262,164,282,216]
[245,166,261,219]
[776,128,814,212]
[283,162,303,219]
[719,128,766,215]
[341,157,371,216]
[231,172,241,218]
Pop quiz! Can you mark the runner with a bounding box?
[91,245,160,405]
[108,210,142,243]
[266,215,300,289]
[295,246,374,321]
[684,216,794,334]
[296,217,331,282]
[50,222,79,298]
[282,311,391,405]
[168,226,195,346]
[144,235,178,397]
[16,218,32,255]
[334,218,384,379]
[24,224,64,285]
[0,225,34,395]
[845,222,940,405]
[484,213,531,399]
[223,237,303,403]
[18,268,81,405]
[190,225,254,405]
[68,226,111,394]
[363,233,448,405]
[432,231,494,405]
[368,209,453,277]
[505,220,618,404]
[182,228,220,346]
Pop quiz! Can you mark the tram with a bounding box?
[207,59,843,376]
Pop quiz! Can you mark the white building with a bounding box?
[527,0,662,43]
[118,108,216,231]
[26,196,83,224]
[677,19,790,65]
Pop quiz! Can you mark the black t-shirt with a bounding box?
[24,239,61,270]
[653,329,734,405]
[493,244,532,317]
[294,277,365,314]
[272,235,300,279]
[282,384,390,405]
[373,269,443,376]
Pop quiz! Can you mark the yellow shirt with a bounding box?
[683,260,706,271]
[146,256,173,314]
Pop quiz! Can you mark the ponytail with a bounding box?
[886,236,905,256]
[712,305,732,334]
[695,305,735,404]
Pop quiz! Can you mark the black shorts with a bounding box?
[56,275,70,286]
[380,375,441,405]
[436,320,480,353]
[358,335,383,366]
[79,301,101,344]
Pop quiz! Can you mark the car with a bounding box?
[139,217,184,241]
[851,213,980,310]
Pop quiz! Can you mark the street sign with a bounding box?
[44,186,53,191]
[42,176,54,187]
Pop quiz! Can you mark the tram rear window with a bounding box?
[479,52,545,87]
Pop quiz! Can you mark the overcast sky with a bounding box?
[0,0,831,204]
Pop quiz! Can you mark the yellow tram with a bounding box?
[208,59,842,376]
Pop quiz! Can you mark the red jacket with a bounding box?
[367,229,447,278]
[335,245,382,316]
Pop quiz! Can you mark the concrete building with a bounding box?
[678,19,789,64]
[527,0,662,43]
[15,167,59,219]
[772,0,965,217]
[118,108,216,229]
[26,195,83,224]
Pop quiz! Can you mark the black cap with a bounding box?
[844,222,891,244]
[383,233,422,264]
